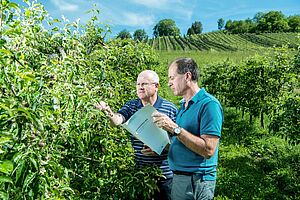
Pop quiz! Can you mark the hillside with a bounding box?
[148,32,299,51]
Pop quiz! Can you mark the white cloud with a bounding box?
[120,12,155,27]
[51,0,79,12]
[129,0,192,21]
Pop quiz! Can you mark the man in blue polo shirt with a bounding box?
[152,58,223,200]
[96,70,177,200]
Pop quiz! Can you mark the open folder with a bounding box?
[121,105,170,155]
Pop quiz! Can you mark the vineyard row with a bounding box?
[148,32,299,51]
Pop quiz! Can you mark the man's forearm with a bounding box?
[108,113,124,126]
[176,129,219,159]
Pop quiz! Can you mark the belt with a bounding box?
[173,170,195,176]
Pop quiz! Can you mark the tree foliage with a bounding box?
[288,15,300,32]
[186,27,195,36]
[153,19,180,37]
[117,29,132,39]
[203,47,298,129]
[133,29,148,42]
[256,11,289,33]
[225,19,256,33]
[269,96,300,145]
[0,1,161,199]
[224,10,299,34]
[217,18,225,30]
[187,21,203,35]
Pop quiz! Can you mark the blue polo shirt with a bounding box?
[118,96,178,180]
[168,88,223,180]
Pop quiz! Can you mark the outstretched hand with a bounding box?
[95,101,113,117]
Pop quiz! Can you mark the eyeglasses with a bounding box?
[135,82,157,87]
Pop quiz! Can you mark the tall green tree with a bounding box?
[269,96,300,145]
[187,27,195,35]
[117,29,132,39]
[225,19,254,33]
[253,12,265,23]
[153,19,180,37]
[288,15,300,32]
[133,29,148,42]
[257,11,289,32]
[187,21,202,35]
[217,18,225,30]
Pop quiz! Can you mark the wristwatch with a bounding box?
[173,126,182,136]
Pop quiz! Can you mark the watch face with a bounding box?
[174,127,181,135]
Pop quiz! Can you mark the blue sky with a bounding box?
[13,0,300,38]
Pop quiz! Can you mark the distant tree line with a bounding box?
[116,29,148,41]
[223,11,300,34]
[116,10,300,40]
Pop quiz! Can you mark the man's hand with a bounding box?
[95,101,114,117]
[141,145,157,156]
[152,111,177,133]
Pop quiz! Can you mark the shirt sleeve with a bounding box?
[168,104,178,122]
[117,101,135,122]
[200,101,223,137]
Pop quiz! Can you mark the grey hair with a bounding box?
[139,70,160,83]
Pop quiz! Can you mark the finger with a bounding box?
[151,111,161,117]
[95,104,102,109]
[152,117,158,123]
[99,101,107,107]
[157,123,163,128]
[141,148,156,156]
[141,148,151,154]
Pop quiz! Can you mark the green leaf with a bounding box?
[0,49,13,56]
[0,176,13,184]
[19,72,35,81]
[29,157,38,171]
[7,2,20,10]
[0,160,13,175]
[48,161,63,179]
[22,172,36,191]
[0,38,6,48]
[25,10,31,17]
[52,27,59,32]
[0,136,12,145]
[52,19,61,23]
[15,160,26,183]
[34,118,44,132]
[0,191,9,200]
[12,152,23,163]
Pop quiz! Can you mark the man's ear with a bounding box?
[185,72,192,81]
[155,83,160,88]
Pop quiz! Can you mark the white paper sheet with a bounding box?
[122,104,170,155]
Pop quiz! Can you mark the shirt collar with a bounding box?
[138,95,163,109]
[179,88,206,106]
